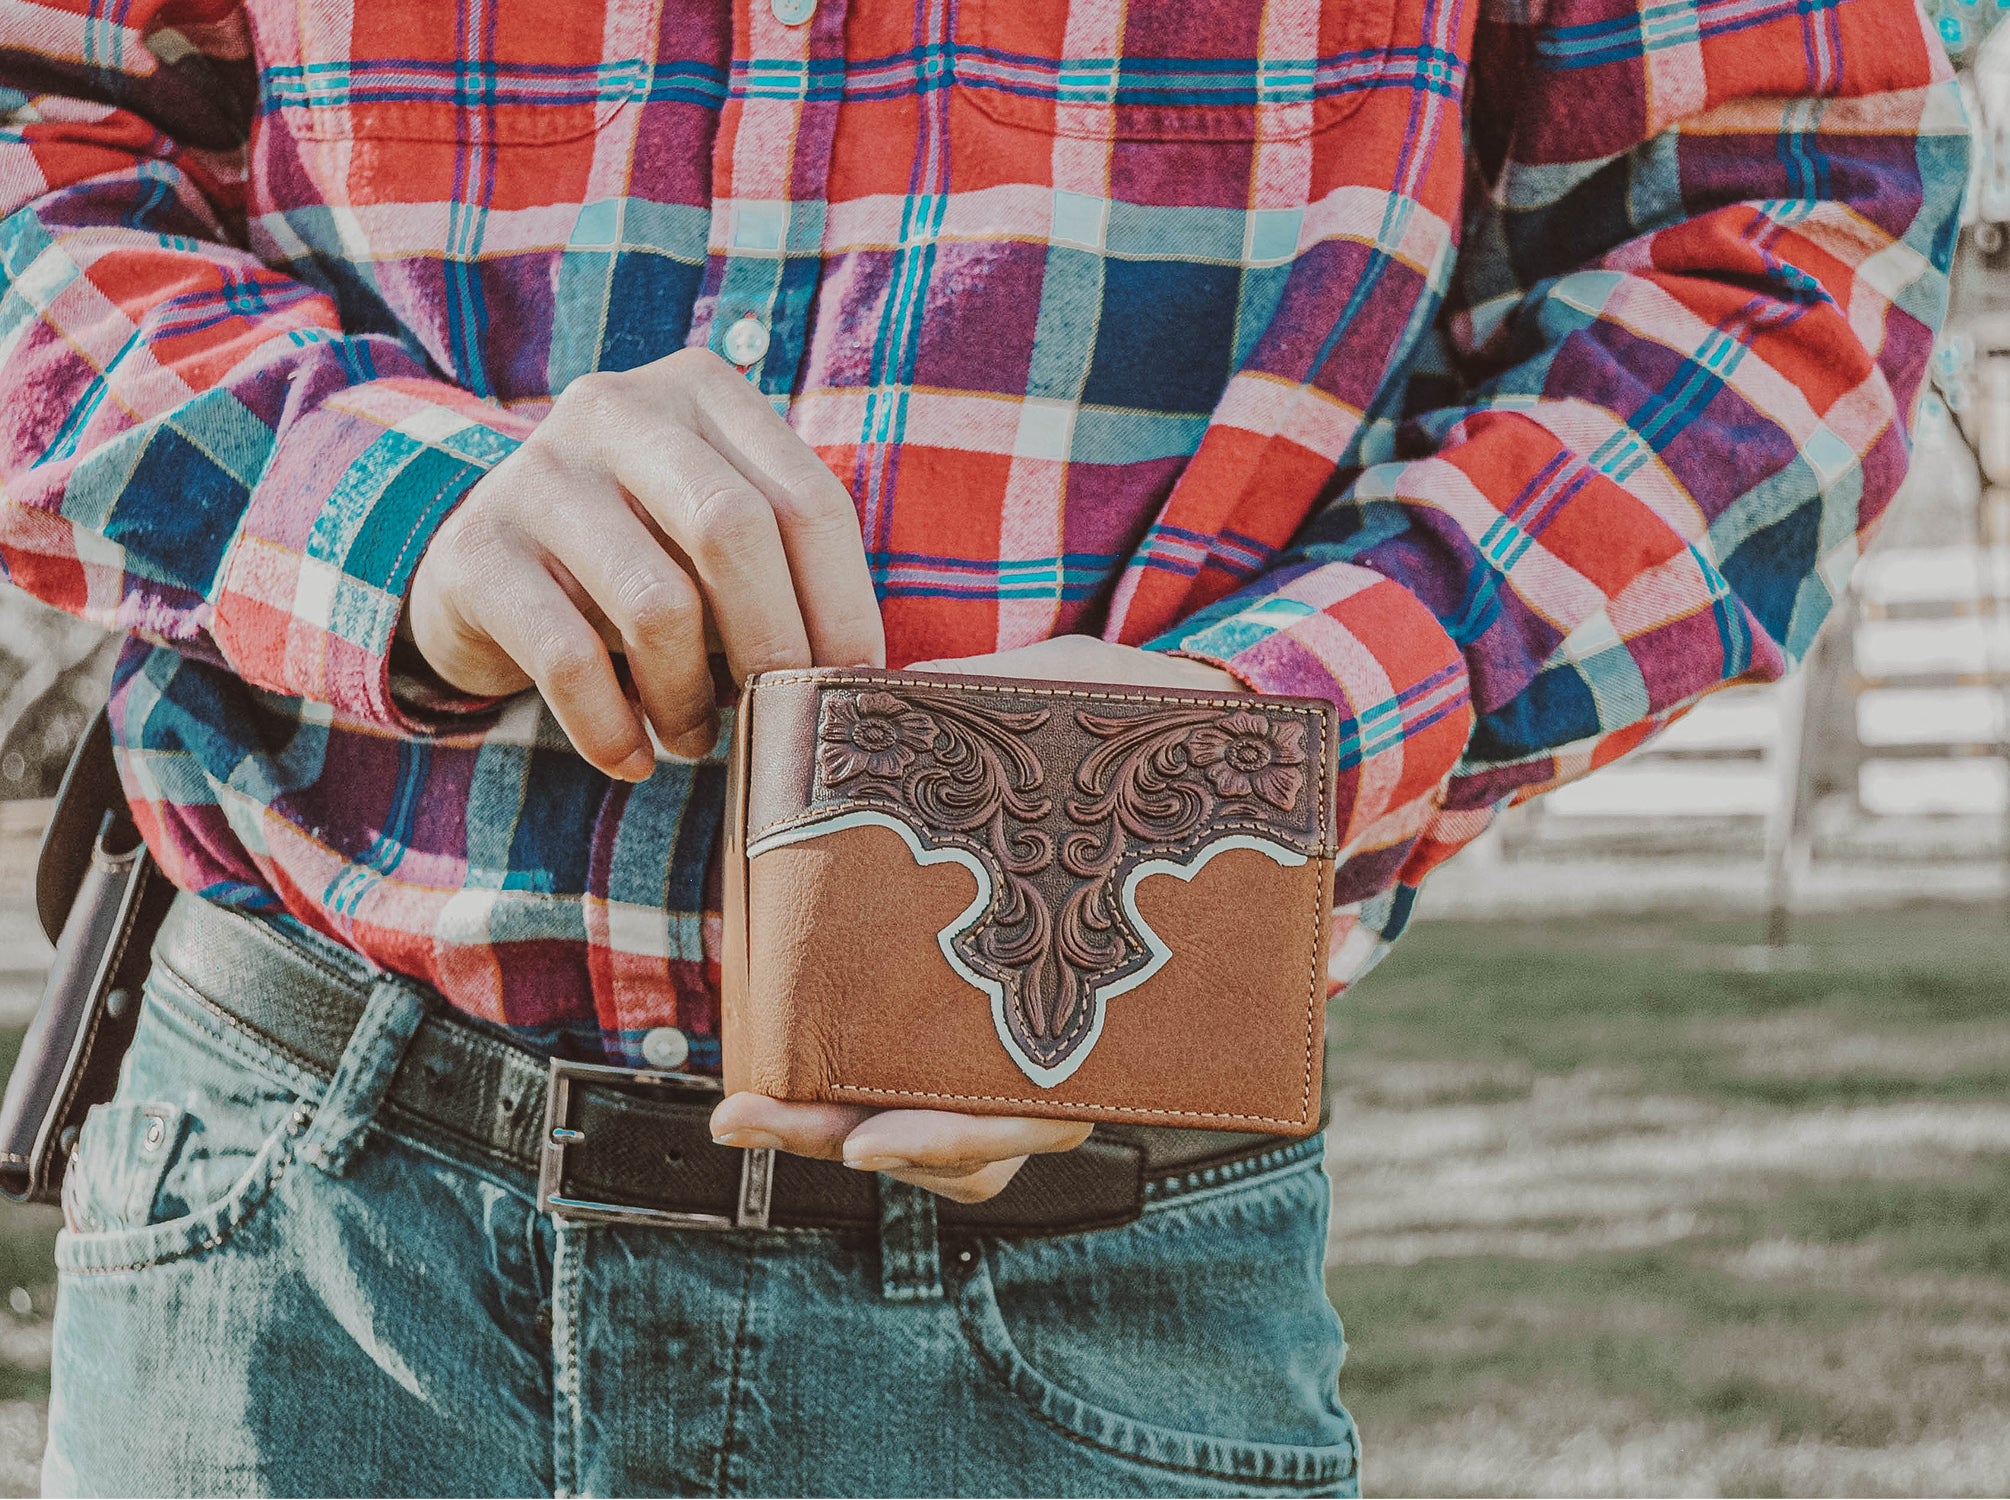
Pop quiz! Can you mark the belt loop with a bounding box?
[297,976,429,1177]
[877,1177,943,1302]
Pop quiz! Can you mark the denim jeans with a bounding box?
[43,951,1359,1497]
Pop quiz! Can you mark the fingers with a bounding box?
[563,353,881,680]
[884,1157,1030,1204]
[680,359,885,670]
[711,1095,1092,1204]
[599,353,882,674]
[602,420,814,683]
[477,554,653,779]
[841,1109,1091,1172]
[528,489,719,756]
[407,348,886,777]
[710,1094,872,1158]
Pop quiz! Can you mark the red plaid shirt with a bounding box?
[0,0,1966,1066]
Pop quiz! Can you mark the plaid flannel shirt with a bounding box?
[0,0,1965,1068]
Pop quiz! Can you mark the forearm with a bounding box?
[0,9,530,729]
[1155,0,1966,907]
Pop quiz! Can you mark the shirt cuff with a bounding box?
[209,378,532,732]
[1149,561,1476,862]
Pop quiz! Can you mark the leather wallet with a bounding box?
[721,668,1338,1135]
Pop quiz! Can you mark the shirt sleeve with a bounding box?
[0,0,531,731]
[1154,0,1967,917]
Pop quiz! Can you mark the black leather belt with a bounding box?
[151,894,1321,1239]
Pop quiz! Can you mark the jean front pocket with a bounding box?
[954,1145,1358,1496]
[56,971,314,1277]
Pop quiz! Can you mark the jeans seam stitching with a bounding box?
[552,1229,584,1497]
[965,1325,1355,1487]
[715,1237,759,1497]
[1142,1144,1325,1212]
[55,1108,311,1275]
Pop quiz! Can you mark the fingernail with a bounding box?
[713,1130,783,1151]
[669,726,717,760]
[844,1154,914,1173]
[615,747,655,781]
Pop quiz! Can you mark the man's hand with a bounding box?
[404,348,884,778]
[713,635,1246,1202]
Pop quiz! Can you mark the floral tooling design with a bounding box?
[1187,710,1305,808]
[800,684,1325,1084]
[819,691,939,783]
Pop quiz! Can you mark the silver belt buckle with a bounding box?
[536,1058,774,1230]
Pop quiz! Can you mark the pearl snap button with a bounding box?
[771,0,816,24]
[722,315,771,367]
[641,1026,690,1070]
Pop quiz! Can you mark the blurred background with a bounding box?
[0,14,2006,1494]
[1330,12,2010,1479]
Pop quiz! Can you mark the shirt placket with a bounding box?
[691,0,849,412]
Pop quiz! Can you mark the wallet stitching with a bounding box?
[788,682,1332,1130]
[824,1084,1308,1129]
[1294,702,1329,1128]
[758,672,1324,715]
[747,804,1332,859]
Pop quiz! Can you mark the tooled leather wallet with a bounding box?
[720,667,1340,1135]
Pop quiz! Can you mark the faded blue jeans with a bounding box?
[43,953,1359,1497]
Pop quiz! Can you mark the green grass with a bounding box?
[1761,1162,2010,1277]
[1326,905,2010,1496]
[1326,909,2010,1112]
[0,1015,63,1310]
[0,1147,58,1411]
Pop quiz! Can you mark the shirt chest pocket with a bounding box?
[253,0,664,145]
[954,0,1398,145]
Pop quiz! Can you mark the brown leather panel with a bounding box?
[719,692,755,1086]
[730,822,982,1097]
[742,675,821,839]
[735,822,1325,1133]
